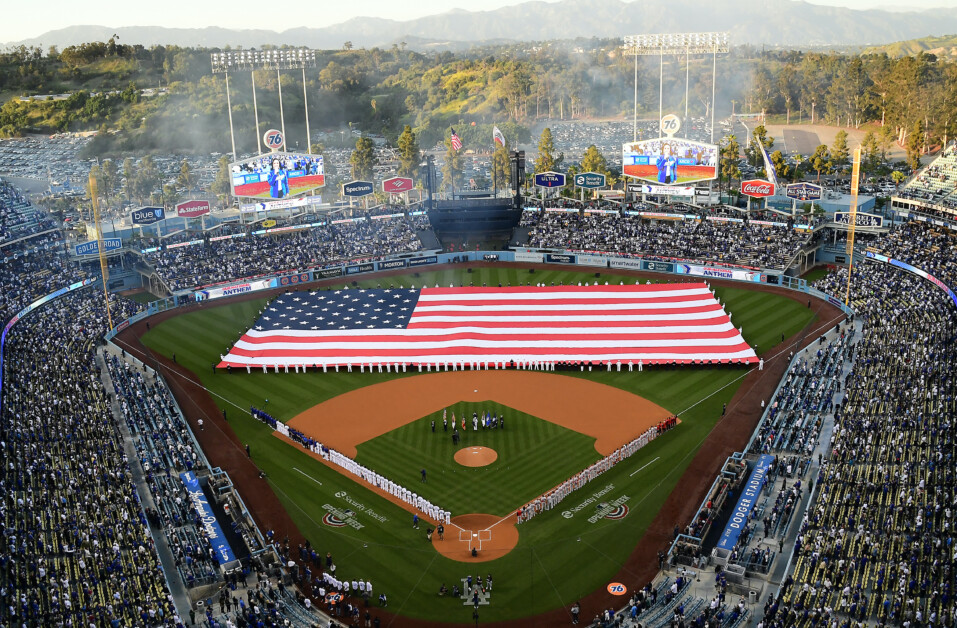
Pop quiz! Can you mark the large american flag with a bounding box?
[218,283,757,368]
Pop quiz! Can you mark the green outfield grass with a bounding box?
[356,403,601,516]
[138,265,817,622]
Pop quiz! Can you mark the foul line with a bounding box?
[293,467,322,486]
[630,456,660,477]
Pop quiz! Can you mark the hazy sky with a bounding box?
[6,0,957,44]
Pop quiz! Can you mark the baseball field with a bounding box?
[132,265,822,625]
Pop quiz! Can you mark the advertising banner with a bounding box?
[608,258,644,270]
[641,260,675,273]
[175,200,211,218]
[273,272,312,288]
[577,254,608,267]
[200,279,272,300]
[240,195,325,213]
[316,266,344,278]
[534,172,566,188]
[676,264,763,282]
[383,177,414,194]
[640,184,695,196]
[408,256,439,267]
[716,455,774,551]
[785,182,823,201]
[514,251,544,263]
[131,206,165,225]
[345,262,375,275]
[574,172,606,189]
[740,180,775,198]
[343,181,374,197]
[75,238,122,256]
[180,472,237,564]
[377,259,408,270]
[834,212,883,229]
[544,253,577,264]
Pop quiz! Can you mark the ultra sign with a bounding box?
[534,171,566,188]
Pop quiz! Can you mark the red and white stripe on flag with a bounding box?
[218,283,758,368]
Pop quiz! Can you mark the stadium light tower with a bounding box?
[211,49,318,156]
[622,32,729,143]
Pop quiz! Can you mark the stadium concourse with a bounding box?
[3,169,957,628]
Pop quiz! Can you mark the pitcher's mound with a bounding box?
[454,446,498,467]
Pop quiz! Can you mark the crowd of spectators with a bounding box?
[894,144,957,211]
[0,287,180,626]
[761,249,957,626]
[0,181,60,245]
[867,220,957,290]
[141,212,434,291]
[522,211,810,270]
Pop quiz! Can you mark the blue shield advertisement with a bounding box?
[131,206,165,225]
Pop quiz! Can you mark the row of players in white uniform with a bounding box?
[274,421,452,524]
[517,423,662,524]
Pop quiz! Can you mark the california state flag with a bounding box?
[493,126,506,147]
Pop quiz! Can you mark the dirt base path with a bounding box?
[287,370,672,457]
[114,261,845,628]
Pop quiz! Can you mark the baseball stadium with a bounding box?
[3,24,957,628]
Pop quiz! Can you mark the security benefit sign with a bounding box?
[716,454,774,551]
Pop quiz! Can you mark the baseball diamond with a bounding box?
[125,264,838,625]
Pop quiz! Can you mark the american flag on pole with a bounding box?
[218,283,757,368]
[450,128,463,151]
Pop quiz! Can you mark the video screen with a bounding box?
[622,138,718,186]
[230,152,325,199]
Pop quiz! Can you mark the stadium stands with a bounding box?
[522,210,809,270]
[140,211,434,291]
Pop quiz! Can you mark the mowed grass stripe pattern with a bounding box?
[138,266,820,623]
[355,402,601,516]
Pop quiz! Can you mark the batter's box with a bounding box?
[458,529,475,543]
[477,530,492,542]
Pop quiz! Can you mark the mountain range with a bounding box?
[8,0,957,50]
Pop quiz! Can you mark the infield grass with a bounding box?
[356,403,601,516]
[136,265,820,623]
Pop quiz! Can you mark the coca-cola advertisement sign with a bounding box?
[740,180,775,198]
